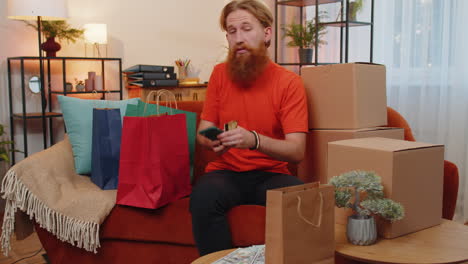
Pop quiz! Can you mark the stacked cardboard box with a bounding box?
[299,63,444,238]
[298,63,403,183]
[328,137,444,238]
[302,63,387,130]
[298,127,404,184]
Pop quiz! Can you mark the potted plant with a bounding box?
[329,170,404,245]
[282,12,328,64]
[0,124,19,163]
[25,21,84,57]
[75,78,85,91]
[336,0,364,21]
[348,0,364,21]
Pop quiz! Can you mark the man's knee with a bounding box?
[284,174,304,186]
[254,174,304,205]
[190,180,219,212]
[264,174,304,190]
[189,174,239,214]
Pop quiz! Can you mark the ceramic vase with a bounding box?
[41,37,61,57]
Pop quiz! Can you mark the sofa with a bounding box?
[28,101,458,264]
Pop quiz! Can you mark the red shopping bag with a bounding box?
[117,113,192,209]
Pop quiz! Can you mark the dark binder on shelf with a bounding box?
[128,72,176,80]
[129,79,179,88]
[123,64,175,73]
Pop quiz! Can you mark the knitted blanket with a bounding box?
[0,137,116,255]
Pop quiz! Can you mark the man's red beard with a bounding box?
[227,42,269,87]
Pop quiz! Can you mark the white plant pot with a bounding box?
[347,215,377,246]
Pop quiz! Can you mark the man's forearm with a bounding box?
[256,133,305,164]
[212,124,306,163]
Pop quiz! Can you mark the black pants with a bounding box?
[189,170,303,256]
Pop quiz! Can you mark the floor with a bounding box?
[0,232,46,264]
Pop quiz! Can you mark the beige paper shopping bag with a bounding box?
[265,182,335,264]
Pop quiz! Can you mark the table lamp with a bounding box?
[84,24,108,57]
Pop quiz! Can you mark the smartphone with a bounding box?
[199,126,224,141]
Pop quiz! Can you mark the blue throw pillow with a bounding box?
[58,95,139,174]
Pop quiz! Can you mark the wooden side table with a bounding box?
[191,220,468,264]
[335,219,468,264]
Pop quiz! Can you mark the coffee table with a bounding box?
[191,249,235,264]
[192,220,468,264]
[191,249,333,264]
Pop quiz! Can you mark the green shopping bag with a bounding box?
[125,91,197,182]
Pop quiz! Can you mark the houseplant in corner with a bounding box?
[0,123,16,163]
[0,123,22,167]
[329,170,404,245]
[25,21,84,57]
[282,12,328,64]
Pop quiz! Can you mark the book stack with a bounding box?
[123,64,179,88]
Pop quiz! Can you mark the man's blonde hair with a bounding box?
[220,0,274,32]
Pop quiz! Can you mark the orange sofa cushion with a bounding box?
[100,198,266,247]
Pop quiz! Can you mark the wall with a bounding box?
[0,0,235,162]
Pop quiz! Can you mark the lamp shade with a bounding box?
[84,24,107,44]
[7,0,68,21]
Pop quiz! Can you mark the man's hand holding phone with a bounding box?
[199,121,238,155]
[198,127,224,141]
[198,126,228,155]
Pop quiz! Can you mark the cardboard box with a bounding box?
[327,137,444,238]
[301,63,387,129]
[298,127,404,184]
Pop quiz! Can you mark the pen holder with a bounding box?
[177,65,188,80]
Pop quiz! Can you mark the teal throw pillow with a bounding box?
[58,95,139,174]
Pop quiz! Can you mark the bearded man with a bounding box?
[190,0,308,256]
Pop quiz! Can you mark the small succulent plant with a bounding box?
[329,170,404,222]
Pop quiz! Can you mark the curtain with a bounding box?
[373,0,468,223]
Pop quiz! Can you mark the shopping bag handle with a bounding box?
[144,90,178,115]
[296,192,323,227]
[156,89,178,114]
[92,90,113,109]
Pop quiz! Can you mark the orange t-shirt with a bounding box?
[201,61,308,174]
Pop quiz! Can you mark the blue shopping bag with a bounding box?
[91,108,122,190]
